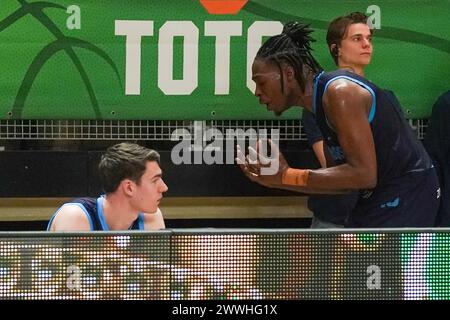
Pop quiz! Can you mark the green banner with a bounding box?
[1,0,449,120]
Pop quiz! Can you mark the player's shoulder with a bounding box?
[327,77,367,93]
[57,203,88,216]
[50,203,91,231]
[325,78,372,103]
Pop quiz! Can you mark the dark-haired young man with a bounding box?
[238,22,439,227]
[326,11,373,75]
[48,142,168,231]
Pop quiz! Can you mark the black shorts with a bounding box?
[347,168,440,228]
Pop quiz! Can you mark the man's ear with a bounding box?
[285,66,295,81]
[331,44,339,57]
[120,179,134,196]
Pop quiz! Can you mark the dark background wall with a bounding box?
[0,149,318,198]
[0,147,318,230]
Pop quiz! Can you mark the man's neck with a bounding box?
[293,83,313,112]
[339,65,364,77]
[102,194,139,230]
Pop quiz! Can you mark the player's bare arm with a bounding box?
[238,79,376,194]
[50,205,91,231]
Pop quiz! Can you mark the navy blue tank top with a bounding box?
[313,70,433,185]
[313,70,438,227]
[47,196,145,231]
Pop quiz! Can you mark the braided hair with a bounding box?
[256,22,322,92]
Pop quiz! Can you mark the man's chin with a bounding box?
[266,104,283,116]
[144,207,158,214]
[274,111,282,117]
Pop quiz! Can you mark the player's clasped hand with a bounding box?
[235,139,288,188]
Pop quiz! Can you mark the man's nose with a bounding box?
[254,86,261,97]
[362,38,371,48]
[160,180,168,193]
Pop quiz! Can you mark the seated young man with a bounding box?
[47,142,167,231]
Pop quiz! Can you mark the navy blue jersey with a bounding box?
[47,196,145,231]
[303,109,357,225]
[313,70,439,227]
[424,90,450,226]
[302,109,323,147]
[307,193,358,225]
